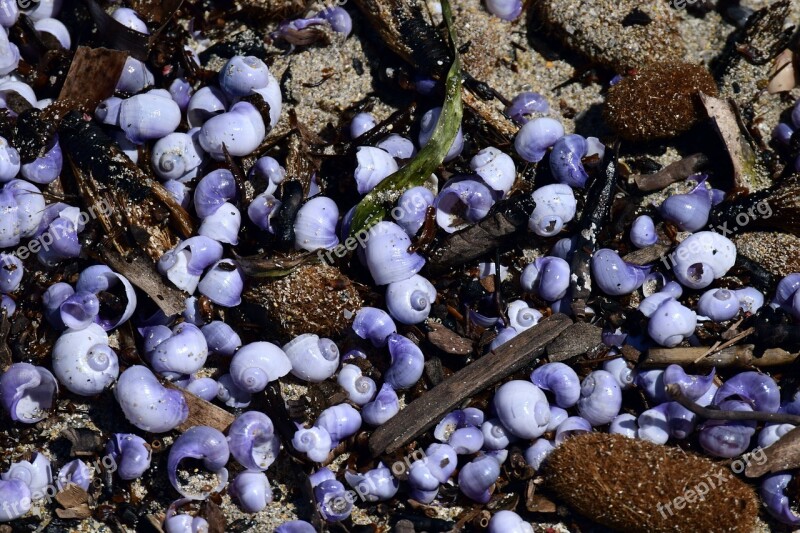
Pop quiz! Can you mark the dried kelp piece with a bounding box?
[59,111,194,262]
[235,250,321,279]
[348,0,462,237]
[530,0,685,72]
[164,380,235,434]
[569,145,619,318]
[85,0,185,61]
[55,47,128,114]
[632,154,709,192]
[710,174,800,235]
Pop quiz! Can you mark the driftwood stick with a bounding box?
[644,345,798,368]
[745,426,800,477]
[622,242,672,266]
[368,313,572,457]
[666,384,800,425]
[632,153,708,192]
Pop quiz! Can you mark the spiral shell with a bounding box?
[52,324,119,396]
[283,334,340,382]
[230,342,292,393]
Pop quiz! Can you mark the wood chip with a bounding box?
[622,243,673,266]
[426,321,473,355]
[546,322,603,362]
[55,484,91,519]
[368,313,572,456]
[632,153,708,192]
[56,46,128,114]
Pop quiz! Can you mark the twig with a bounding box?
[368,313,572,457]
[632,153,709,192]
[666,384,800,425]
[693,327,755,363]
[644,345,798,368]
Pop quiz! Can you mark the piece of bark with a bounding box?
[423,357,444,386]
[55,46,128,115]
[745,426,800,477]
[368,313,572,456]
[546,322,603,362]
[632,154,708,192]
[100,247,187,317]
[164,381,235,434]
[55,484,91,519]
[426,321,473,355]
[59,427,105,457]
[644,345,798,368]
[699,93,768,191]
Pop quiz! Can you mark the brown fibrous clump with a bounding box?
[543,433,758,532]
[604,61,718,142]
[243,263,362,342]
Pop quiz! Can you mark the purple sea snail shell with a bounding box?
[577,370,622,426]
[698,400,756,458]
[57,459,91,491]
[697,288,739,322]
[106,433,151,480]
[2,452,51,499]
[761,473,800,526]
[514,117,564,163]
[470,147,516,196]
[294,196,340,251]
[550,134,591,188]
[20,135,62,184]
[352,306,397,347]
[275,521,316,533]
[112,7,148,33]
[449,426,484,455]
[151,131,204,182]
[713,371,780,413]
[219,55,271,99]
[521,256,570,301]
[0,363,57,423]
[0,479,30,521]
[115,365,189,432]
[198,101,265,160]
[119,90,181,144]
[663,364,715,401]
[630,215,657,248]
[493,380,550,439]
[671,231,737,289]
[458,454,500,503]
[485,0,523,21]
[435,177,494,233]
[482,418,514,450]
[292,424,332,462]
[187,86,227,128]
[163,499,210,533]
[229,471,272,513]
[315,403,361,446]
[364,221,425,285]
[609,413,638,438]
[144,322,209,378]
[354,146,397,194]
[506,91,549,124]
[591,248,650,296]
[314,478,352,522]
[197,259,244,307]
[52,324,119,396]
[167,426,230,500]
[344,463,399,502]
[554,416,592,445]
[530,362,581,408]
[386,274,436,324]
[76,265,137,331]
[158,236,224,293]
[384,333,424,389]
[647,297,697,347]
[228,411,280,470]
[229,341,291,393]
[350,112,375,138]
[394,186,433,236]
[488,510,533,533]
[362,383,400,426]
[660,178,713,232]
[283,334,340,382]
[602,357,634,389]
[248,192,281,234]
[528,184,576,237]
[337,364,377,406]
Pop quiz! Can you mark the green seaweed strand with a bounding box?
[348,0,463,238]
